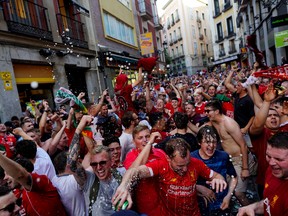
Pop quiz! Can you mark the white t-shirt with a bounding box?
[34,147,56,180]
[52,174,87,216]
[119,132,134,162]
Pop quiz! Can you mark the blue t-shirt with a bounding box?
[191,149,237,210]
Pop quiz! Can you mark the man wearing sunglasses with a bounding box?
[0,185,20,216]
[67,115,130,216]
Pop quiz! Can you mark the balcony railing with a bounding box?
[173,38,178,44]
[196,17,201,23]
[171,19,175,26]
[175,15,180,22]
[138,0,153,21]
[177,34,183,41]
[2,0,53,40]
[215,35,224,43]
[226,31,236,38]
[56,14,88,49]
[228,45,237,54]
[201,50,206,56]
[167,22,171,29]
[169,40,173,46]
[153,16,163,30]
[219,49,226,57]
[213,9,221,18]
[199,34,204,40]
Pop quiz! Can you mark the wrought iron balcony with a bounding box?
[228,45,237,54]
[177,34,183,41]
[2,0,52,40]
[138,0,153,21]
[215,35,224,43]
[153,16,163,30]
[213,9,221,18]
[219,49,226,57]
[201,50,206,56]
[56,14,88,49]
[175,15,180,23]
[199,34,204,40]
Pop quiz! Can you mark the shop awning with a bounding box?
[13,64,55,84]
[110,53,139,64]
[213,55,238,65]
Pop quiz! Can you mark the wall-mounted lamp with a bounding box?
[39,48,53,57]
[56,50,69,57]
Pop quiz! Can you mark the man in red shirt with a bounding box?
[238,132,288,216]
[123,125,166,215]
[113,138,227,216]
[0,155,66,216]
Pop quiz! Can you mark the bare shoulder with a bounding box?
[223,116,239,130]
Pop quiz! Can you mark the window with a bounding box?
[193,42,198,55]
[227,16,234,35]
[206,44,209,52]
[176,46,179,56]
[118,0,130,8]
[189,8,193,20]
[173,30,176,41]
[202,13,205,20]
[180,44,184,54]
[214,0,220,14]
[192,26,196,39]
[103,12,135,46]
[204,28,207,36]
[172,49,175,57]
[217,23,223,39]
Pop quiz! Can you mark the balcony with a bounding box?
[175,15,180,23]
[177,34,183,41]
[197,17,201,23]
[226,31,236,39]
[56,14,88,49]
[2,0,52,40]
[153,16,163,30]
[167,22,171,29]
[171,19,175,26]
[169,40,173,46]
[213,9,221,18]
[215,35,224,43]
[219,49,226,57]
[138,0,153,21]
[228,45,237,54]
[222,1,232,12]
[199,34,204,40]
[173,38,178,44]
[201,50,206,56]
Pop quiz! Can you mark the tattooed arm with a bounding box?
[67,115,93,187]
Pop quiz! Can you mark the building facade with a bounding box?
[208,0,242,70]
[237,0,288,67]
[0,0,163,122]
[160,0,214,76]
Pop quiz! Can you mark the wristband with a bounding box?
[242,168,249,170]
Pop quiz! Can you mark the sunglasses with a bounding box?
[90,161,107,167]
[0,198,21,213]
[204,109,214,113]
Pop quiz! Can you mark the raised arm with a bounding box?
[249,84,276,135]
[224,70,237,93]
[132,67,144,88]
[145,82,153,112]
[48,121,66,156]
[0,153,32,190]
[39,101,49,136]
[129,132,162,168]
[67,115,93,187]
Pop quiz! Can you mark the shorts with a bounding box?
[230,152,257,192]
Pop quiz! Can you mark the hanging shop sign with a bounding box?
[271,14,288,28]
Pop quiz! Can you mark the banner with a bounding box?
[140,32,154,55]
[275,30,288,48]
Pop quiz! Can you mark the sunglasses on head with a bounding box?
[0,198,21,213]
[90,161,107,167]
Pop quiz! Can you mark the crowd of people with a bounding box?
[0,62,288,216]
